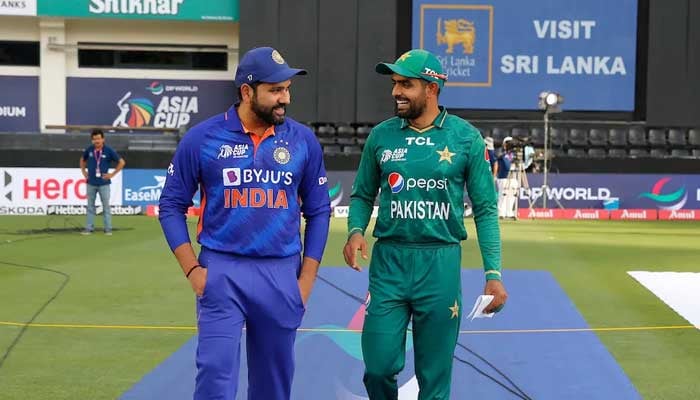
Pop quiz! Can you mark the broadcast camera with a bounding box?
[504,136,536,171]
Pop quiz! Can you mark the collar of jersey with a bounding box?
[400,106,448,132]
[223,105,288,136]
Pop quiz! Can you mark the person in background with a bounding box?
[79,129,125,235]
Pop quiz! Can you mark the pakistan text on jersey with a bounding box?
[390,200,450,220]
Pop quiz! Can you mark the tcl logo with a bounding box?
[23,178,86,200]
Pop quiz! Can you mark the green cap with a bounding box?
[376,49,447,88]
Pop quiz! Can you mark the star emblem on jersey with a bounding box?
[273,147,291,164]
[436,146,455,163]
[449,300,459,319]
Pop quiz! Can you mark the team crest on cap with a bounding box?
[271,50,285,64]
[273,147,291,164]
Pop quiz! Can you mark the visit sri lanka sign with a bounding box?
[412,0,638,111]
[38,0,238,21]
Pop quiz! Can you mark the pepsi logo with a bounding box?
[388,172,404,193]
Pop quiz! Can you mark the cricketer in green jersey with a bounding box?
[343,49,508,400]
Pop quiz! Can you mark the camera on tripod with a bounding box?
[503,136,529,162]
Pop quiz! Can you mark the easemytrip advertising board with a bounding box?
[412,0,638,111]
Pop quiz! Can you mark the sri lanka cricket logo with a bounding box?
[437,18,476,54]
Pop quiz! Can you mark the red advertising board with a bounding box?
[609,209,658,220]
[658,209,700,221]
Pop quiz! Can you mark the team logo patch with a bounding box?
[273,147,291,164]
[388,172,405,193]
[271,50,285,64]
[167,163,174,176]
[380,148,408,164]
[218,144,234,159]
[222,168,241,186]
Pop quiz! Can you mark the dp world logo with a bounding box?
[329,182,343,208]
[146,81,164,95]
[639,177,687,210]
[388,172,405,194]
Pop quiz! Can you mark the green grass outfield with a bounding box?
[0,216,698,399]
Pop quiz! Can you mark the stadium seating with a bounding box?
[648,129,667,148]
[609,128,628,148]
[587,148,607,158]
[304,122,700,160]
[589,129,608,147]
[608,148,628,158]
[629,148,650,157]
[550,127,569,148]
[568,128,588,147]
[530,127,545,147]
[628,127,647,147]
[650,148,668,158]
[567,148,586,157]
[668,129,687,148]
[492,127,509,145]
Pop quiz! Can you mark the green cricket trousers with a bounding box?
[362,241,462,400]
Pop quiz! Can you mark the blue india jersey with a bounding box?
[159,106,331,261]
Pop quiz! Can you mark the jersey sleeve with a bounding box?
[299,134,331,262]
[109,147,122,162]
[158,131,201,251]
[348,130,380,237]
[82,148,89,161]
[465,134,502,280]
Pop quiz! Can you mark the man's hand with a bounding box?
[343,233,368,271]
[297,256,320,306]
[81,170,88,179]
[102,172,113,180]
[188,267,207,297]
[483,280,507,313]
[298,280,313,305]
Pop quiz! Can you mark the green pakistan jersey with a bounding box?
[348,107,502,278]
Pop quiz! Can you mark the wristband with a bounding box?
[186,264,203,278]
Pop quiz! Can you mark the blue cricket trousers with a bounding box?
[194,247,305,400]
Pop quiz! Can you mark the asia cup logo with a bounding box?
[639,177,688,210]
[388,172,405,194]
[112,91,154,128]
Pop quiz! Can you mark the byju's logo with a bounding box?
[222,168,241,186]
[639,177,687,210]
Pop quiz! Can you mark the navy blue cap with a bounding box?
[234,47,307,87]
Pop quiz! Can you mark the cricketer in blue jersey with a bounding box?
[158,47,331,400]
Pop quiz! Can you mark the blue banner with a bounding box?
[123,169,200,206]
[519,174,700,210]
[412,0,638,111]
[0,76,39,132]
[67,78,236,129]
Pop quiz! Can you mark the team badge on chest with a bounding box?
[273,146,291,164]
